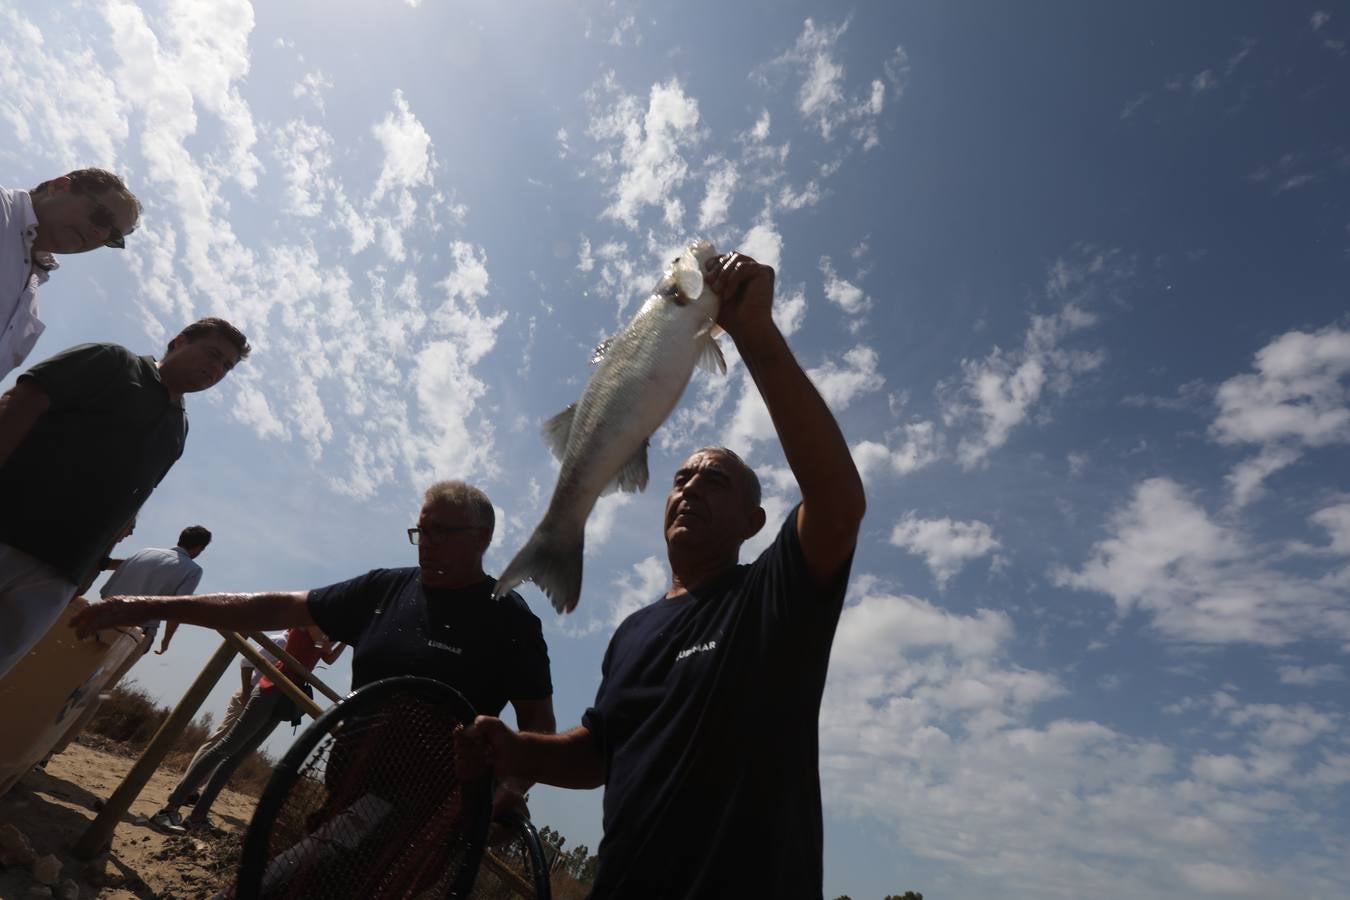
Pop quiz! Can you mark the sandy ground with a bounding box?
[0,738,256,899]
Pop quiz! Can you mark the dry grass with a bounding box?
[82,680,276,798]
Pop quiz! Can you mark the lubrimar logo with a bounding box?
[676,640,716,661]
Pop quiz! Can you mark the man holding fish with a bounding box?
[471,248,866,899]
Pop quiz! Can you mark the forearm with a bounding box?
[509,726,604,790]
[160,621,179,647]
[735,323,865,522]
[501,701,559,794]
[114,591,313,631]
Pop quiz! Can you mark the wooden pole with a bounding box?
[220,632,323,720]
[73,638,236,858]
[482,849,539,898]
[246,630,342,704]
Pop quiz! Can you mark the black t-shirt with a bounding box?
[581,508,851,899]
[307,568,552,717]
[0,343,187,585]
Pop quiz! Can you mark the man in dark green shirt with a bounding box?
[0,316,250,678]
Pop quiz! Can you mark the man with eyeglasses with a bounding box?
[1,168,142,379]
[71,480,556,823]
[0,317,250,679]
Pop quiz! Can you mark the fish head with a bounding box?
[654,240,721,320]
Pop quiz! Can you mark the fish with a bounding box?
[495,239,725,613]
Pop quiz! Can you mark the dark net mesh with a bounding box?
[239,685,489,900]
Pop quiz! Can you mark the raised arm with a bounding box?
[70,590,315,639]
[705,252,866,582]
[0,380,50,468]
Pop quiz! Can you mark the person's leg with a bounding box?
[163,688,277,812]
[185,686,248,774]
[185,692,290,823]
[0,544,79,679]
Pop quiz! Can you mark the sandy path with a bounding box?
[0,739,258,899]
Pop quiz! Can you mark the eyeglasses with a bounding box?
[408,525,480,545]
[88,202,126,249]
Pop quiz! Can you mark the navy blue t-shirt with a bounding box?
[582,508,851,899]
[307,568,552,717]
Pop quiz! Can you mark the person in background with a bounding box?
[151,626,344,834]
[99,525,212,655]
[72,480,556,826]
[0,317,250,679]
[0,168,141,378]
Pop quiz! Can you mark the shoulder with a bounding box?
[493,588,545,628]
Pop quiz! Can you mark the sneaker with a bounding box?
[151,809,187,834]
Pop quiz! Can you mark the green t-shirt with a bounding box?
[0,343,188,585]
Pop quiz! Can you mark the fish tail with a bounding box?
[494,521,584,614]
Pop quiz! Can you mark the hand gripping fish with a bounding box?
[495,240,724,613]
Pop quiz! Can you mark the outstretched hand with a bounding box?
[70,596,149,639]
[705,251,776,342]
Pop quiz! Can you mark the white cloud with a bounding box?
[272,118,336,218]
[943,304,1103,468]
[585,493,634,555]
[587,74,702,230]
[852,421,941,484]
[696,158,738,231]
[607,555,666,627]
[726,345,883,454]
[1053,478,1350,645]
[739,220,783,271]
[0,8,130,168]
[819,256,871,315]
[577,236,595,272]
[1277,664,1345,686]
[890,514,1001,587]
[823,582,1349,898]
[778,180,823,211]
[606,14,640,47]
[761,18,901,150]
[1191,69,1217,94]
[1212,325,1350,506]
[371,89,434,203]
[292,70,333,112]
[1311,11,1331,31]
[1225,445,1300,508]
[772,288,807,337]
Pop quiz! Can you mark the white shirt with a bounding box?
[0,187,56,380]
[242,630,287,684]
[100,545,204,600]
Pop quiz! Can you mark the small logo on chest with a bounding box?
[428,639,463,655]
[675,640,716,661]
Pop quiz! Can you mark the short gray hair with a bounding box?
[423,480,495,537]
[696,446,761,511]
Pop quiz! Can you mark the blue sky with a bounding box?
[4,2,1350,897]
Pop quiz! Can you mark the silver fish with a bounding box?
[495,239,724,613]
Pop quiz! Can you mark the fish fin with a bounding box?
[605,439,650,494]
[495,521,585,614]
[541,404,576,461]
[590,337,614,367]
[694,332,727,375]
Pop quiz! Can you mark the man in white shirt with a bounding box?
[0,168,141,379]
[100,526,212,655]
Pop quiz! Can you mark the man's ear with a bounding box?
[744,506,768,540]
